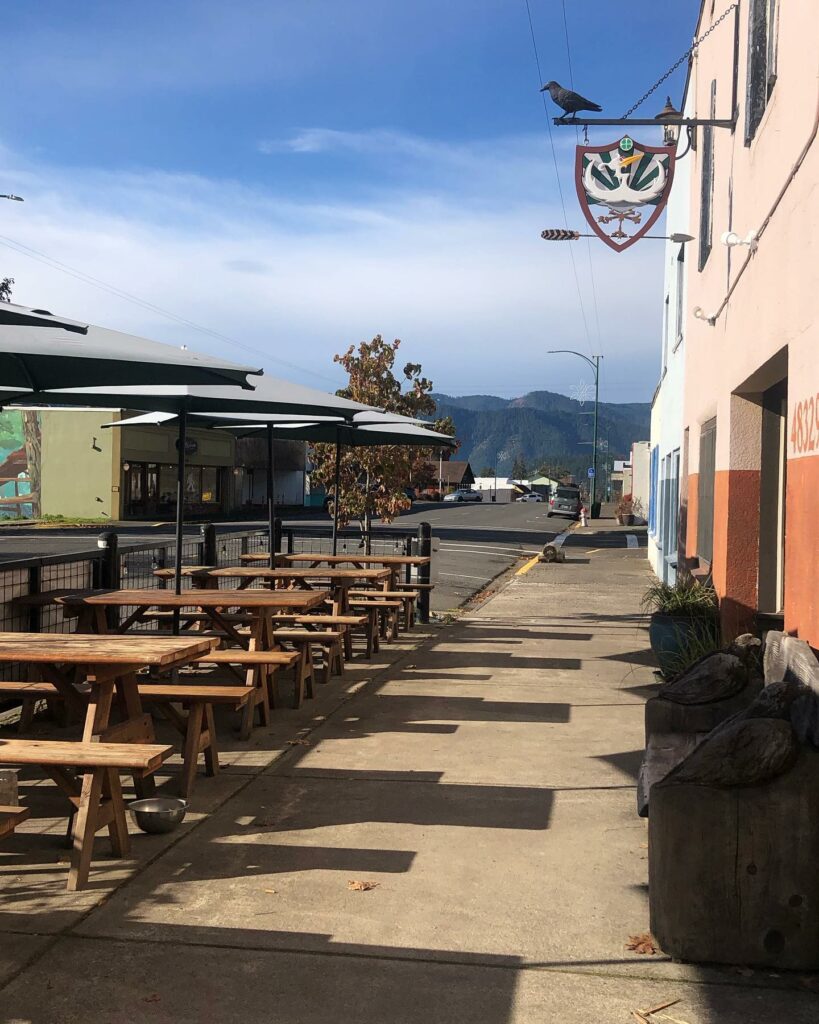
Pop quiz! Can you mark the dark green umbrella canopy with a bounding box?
[0,302,261,390]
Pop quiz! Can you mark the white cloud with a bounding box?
[0,131,663,402]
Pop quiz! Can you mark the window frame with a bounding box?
[673,246,685,350]
[745,0,779,144]
[698,80,717,271]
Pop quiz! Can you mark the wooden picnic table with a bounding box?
[0,631,213,882]
[278,553,432,590]
[0,631,214,742]
[154,566,391,616]
[53,587,329,650]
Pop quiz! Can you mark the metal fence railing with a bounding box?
[0,519,432,686]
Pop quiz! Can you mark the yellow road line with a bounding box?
[516,555,541,576]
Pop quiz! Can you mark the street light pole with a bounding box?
[547,350,603,516]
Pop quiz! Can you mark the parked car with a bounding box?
[443,488,483,503]
[547,485,582,519]
[516,493,544,502]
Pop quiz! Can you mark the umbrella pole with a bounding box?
[173,410,188,618]
[266,423,276,565]
[331,437,341,556]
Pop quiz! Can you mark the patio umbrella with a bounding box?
[18,377,377,594]
[0,301,261,390]
[100,410,426,560]
[220,418,457,555]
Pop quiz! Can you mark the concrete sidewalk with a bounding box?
[0,526,815,1022]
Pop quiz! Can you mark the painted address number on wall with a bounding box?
[791,396,819,454]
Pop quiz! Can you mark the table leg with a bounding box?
[109,671,156,798]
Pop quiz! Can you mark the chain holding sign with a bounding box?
[575,136,675,252]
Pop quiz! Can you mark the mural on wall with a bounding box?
[0,410,40,518]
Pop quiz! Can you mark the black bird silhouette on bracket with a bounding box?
[541,80,602,120]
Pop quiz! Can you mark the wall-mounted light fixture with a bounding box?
[693,306,717,327]
[655,97,682,146]
[122,462,130,472]
[720,229,758,252]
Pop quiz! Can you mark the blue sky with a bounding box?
[0,0,698,402]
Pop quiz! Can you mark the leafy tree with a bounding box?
[0,277,12,302]
[309,336,458,543]
[511,454,527,480]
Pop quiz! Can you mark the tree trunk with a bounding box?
[364,469,372,555]
[21,411,41,518]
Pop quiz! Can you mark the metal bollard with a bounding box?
[417,521,432,624]
[97,530,120,630]
[201,522,217,566]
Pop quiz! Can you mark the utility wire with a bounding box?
[560,0,604,361]
[524,0,594,361]
[0,232,341,387]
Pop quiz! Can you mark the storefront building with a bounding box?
[681,0,819,644]
[25,408,307,520]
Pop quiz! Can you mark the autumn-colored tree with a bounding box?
[310,336,457,541]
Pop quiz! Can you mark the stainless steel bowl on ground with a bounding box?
[129,797,188,834]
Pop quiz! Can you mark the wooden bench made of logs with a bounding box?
[0,738,173,891]
[0,803,30,841]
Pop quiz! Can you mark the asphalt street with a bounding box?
[0,501,571,611]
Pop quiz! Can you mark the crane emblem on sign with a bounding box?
[575,136,675,252]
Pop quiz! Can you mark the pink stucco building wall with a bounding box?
[682,0,819,642]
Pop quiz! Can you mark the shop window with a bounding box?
[158,464,176,506]
[126,463,143,504]
[185,468,201,503]
[745,0,778,144]
[697,418,717,564]
[201,467,220,504]
[698,81,717,271]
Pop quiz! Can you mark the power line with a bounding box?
[0,232,342,387]
[559,0,604,362]
[523,0,594,362]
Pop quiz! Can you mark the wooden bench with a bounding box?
[0,804,30,842]
[272,629,344,686]
[348,598,404,641]
[197,648,305,721]
[0,677,257,796]
[137,684,252,798]
[272,613,377,659]
[348,590,419,629]
[0,681,76,731]
[0,738,173,890]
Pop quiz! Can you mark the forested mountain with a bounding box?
[433,390,650,478]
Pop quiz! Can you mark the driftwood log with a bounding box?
[649,632,819,968]
[638,635,763,815]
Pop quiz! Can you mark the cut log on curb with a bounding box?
[538,543,565,563]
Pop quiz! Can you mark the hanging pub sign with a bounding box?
[575,136,675,252]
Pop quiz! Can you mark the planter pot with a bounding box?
[649,613,720,677]
[621,513,635,526]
